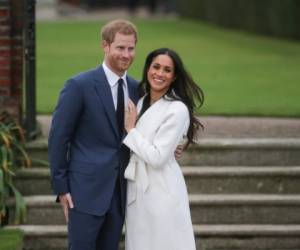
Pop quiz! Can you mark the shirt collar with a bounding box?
[102,61,127,87]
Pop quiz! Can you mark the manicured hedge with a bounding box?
[178,0,300,40]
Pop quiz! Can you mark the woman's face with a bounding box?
[147,54,176,96]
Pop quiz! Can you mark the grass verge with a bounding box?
[0,229,23,250]
[37,18,300,116]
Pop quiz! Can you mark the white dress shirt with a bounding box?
[102,62,129,110]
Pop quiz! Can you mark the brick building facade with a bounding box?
[0,0,24,120]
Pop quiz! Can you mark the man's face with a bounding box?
[103,32,136,76]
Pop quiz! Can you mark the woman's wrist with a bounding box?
[125,126,134,133]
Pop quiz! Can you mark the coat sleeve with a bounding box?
[48,79,83,195]
[123,101,189,168]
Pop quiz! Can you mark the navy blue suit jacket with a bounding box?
[48,66,139,216]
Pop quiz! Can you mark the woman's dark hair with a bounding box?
[139,48,204,147]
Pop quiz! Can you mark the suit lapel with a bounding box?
[127,77,139,104]
[93,66,119,139]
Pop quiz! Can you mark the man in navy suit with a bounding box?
[48,19,139,250]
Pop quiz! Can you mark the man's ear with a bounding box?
[102,40,109,52]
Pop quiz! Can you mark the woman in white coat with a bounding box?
[123,48,204,250]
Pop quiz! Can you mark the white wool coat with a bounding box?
[123,96,196,250]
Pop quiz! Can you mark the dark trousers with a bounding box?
[68,181,124,250]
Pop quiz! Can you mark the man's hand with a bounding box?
[175,144,184,159]
[59,193,74,223]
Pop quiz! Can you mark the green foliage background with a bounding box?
[177,0,300,40]
[0,229,23,250]
[37,19,300,116]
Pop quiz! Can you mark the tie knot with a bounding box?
[118,78,124,86]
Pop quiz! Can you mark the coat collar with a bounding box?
[136,96,167,126]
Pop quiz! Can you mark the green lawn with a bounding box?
[37,19,300,116]
[0,229,23,250]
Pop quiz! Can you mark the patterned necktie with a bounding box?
[116,78,124,139]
